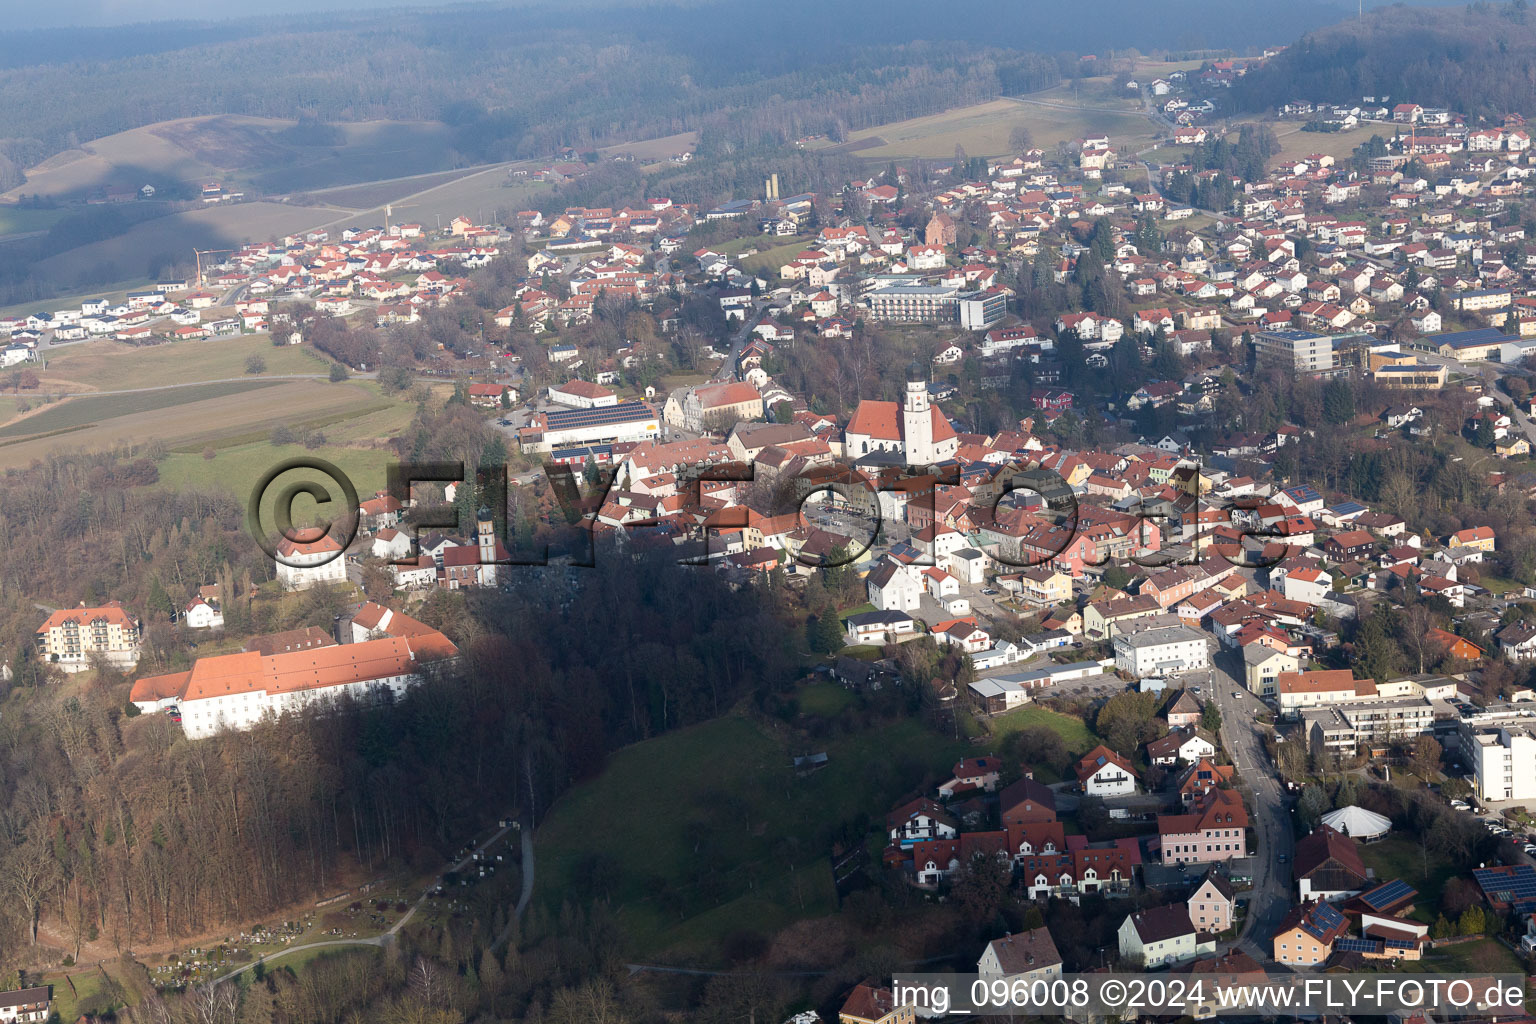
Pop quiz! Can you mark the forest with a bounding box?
[1231,1,1536,119]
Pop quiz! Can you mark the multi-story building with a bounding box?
[1157,789,1249,866]
[1253,328,1335,373]
[274,534,348,591]
[1302,695,1438,755]
[864,281,963,322]
[35,602,141,674]
[1460,719,1536,801]
[1113,624,1210,677]
[129,626,458,739]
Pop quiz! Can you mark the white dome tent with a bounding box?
[1321,805,1391,841]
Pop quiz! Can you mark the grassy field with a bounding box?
[797,682,856,717]
[1357,836,1459,922]
[833,95,1161,160]
[34,335,332,392]
[741,238,818,275]
[0,378,384,468]
[1268,122,1391,165]
[1422,936,1526,975]
[325,171,554,234]
[986,702,1099,754]
[534,712,971,961]
[159,441,401,511]
[0,205,67,236]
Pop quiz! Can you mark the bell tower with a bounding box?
[903,376,934,466]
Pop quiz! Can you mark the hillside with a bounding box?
[1233,2,1536,118]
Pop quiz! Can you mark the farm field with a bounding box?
[0,378,383,469]
[535,711,970,961]
[33,335,333,392]
[834,96,1160,160]
[324,168,555,233]
[4,115,460,202]
[296,167,491,212]
[597,130,698,163]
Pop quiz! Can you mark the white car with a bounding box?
[1232,691,1244,699]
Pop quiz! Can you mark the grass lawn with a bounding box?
[38,335,331,392]
[1422,936,1525,975]
[1267,122,1390,165]
[798,681,855,717]
[741,239,817,275]
[986,703,1098,757]
[159,441,402,519]
[0,205,66,236]
[41,963,127,1022]
[1357,836,1460,922]
[534,712,970,961]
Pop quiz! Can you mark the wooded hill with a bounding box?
[1232,1,1536,119]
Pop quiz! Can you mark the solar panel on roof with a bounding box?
[1361,878,1416,910]
[1336,938,1380,953]
[1384,939,1416,950]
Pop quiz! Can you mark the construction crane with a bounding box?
[384,202,418,234]
[192,248,235,289]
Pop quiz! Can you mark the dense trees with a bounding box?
[1232,2,1536,121]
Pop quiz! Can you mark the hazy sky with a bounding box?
[6,0,1443,31]
[8,0,458,29]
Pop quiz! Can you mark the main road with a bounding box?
[1207,644,1294,963]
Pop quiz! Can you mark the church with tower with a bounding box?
[842,376,958,467]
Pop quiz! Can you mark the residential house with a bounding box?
[1075,745,1139,796]
[1118,904,1199,967]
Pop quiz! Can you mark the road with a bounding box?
[1207,647,1293,964]
[710,300,767,383]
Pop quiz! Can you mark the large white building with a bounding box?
[843,379,958,466]
[275,534,348,591]
[1461,718,1536,801]
[1113,625,1209,677]
[130,626,458,739]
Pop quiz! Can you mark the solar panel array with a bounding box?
[1384,939,1417,950]
[1302,902,1346,941]
[1335,938,1380,953]
[544,401,656,431]
[1474,865,1536,899]
[1360,878,1416,910]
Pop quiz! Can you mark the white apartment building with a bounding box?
[274,534,348,591]
[1463,722,1536,801]
[1113,625,1210,677]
